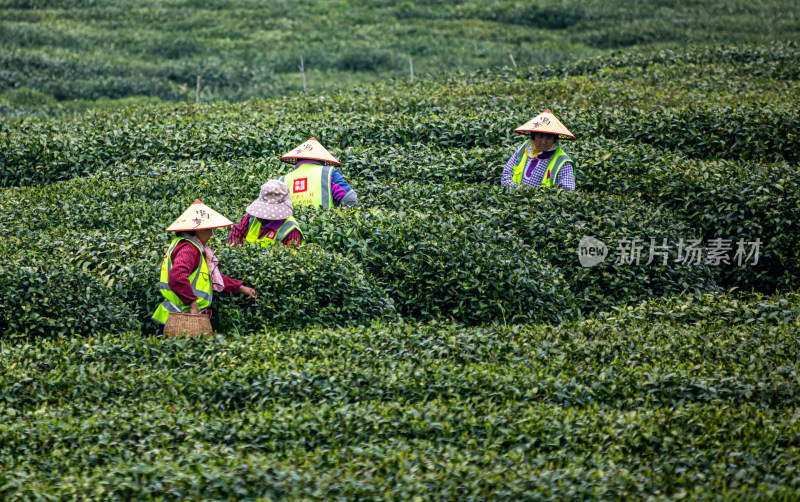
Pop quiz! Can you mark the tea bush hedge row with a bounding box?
[599,291,800,327]
[652,160,800,292]
[1,157,722,331]
[2,402,797,499]
[1,291,799,499]
[2,26,800,502]
[2,136,791,338]
[0,230,395,339]
[534,41,800,80]
[212,244,395,334]
[0,258,140,338]
[578,139,800,292]
[4,291,798,411]
[3,44,797,122]
[2,42,799,187]
[299,206,577,325]
[301,186,717,312]
[0,180,576,329]
[9,119,794,335]
[165,45,795,119]
[3,100,798,187]
[0,0,597,103]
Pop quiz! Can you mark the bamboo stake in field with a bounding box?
[196,75,202,103]
[299,55,307,92]
[509,54,517,68]
[409,55,414,82]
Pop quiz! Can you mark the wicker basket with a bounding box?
[163,312,214,338]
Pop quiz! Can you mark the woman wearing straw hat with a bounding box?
[228,180,304,247]
[500,109,576,190]
[152,200,257,325]
[279,137,359,209]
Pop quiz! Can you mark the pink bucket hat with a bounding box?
[246,180,293,221]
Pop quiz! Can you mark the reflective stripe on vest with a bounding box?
[542,151,571,188]
[158,237,213,310]
[511,142,573,188]
[243,215,303,247]
[152,299,182,325]
[511,142,528,185]
[279,163,333,209]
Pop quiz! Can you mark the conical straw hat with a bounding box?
[166,200,234,232]
[280,137,341,166]
[514,109,576,140]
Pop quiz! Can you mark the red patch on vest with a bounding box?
[266,230,277,240]
[293,178,308,193]
[546,171,551,179]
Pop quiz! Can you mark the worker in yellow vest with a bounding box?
[500,109,577,190]
[228,180,304,247]
[152,200,257,326]
[279,137,358,208]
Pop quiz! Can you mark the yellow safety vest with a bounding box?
[280,163,333,209]
[151,237,212,325]
[511,142,573,187]
[244,215,303,247]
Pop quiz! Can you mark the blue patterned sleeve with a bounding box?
[555,163,576,190]
[500,147,522,187]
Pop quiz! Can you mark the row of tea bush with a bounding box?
[2,291,798,499]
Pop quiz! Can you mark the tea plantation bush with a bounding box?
[0,259,140,339]
[1,291,799,499]
[301,186,717,314]
[3,1,796,104]
[578,139,800,291]
[300,207,577,324]
[2,42,800,498]
[2,100,798,188]
[0,146,720,325]
[213,244,395,334]
[534,42,800,80]
[655,160,800,292]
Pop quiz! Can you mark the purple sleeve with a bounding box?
[501,147,522,187]
[555,163,576,190]
[331,181,348,203]
[330,169,352,192]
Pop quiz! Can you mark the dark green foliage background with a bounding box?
[1,0,799,111]
[1,3,800,498]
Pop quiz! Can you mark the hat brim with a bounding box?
[280,154,342,167]
[246,200,293,221]
[166,223,232,232]
[513,129,576,140]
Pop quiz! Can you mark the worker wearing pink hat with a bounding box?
[228,180,304,247]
